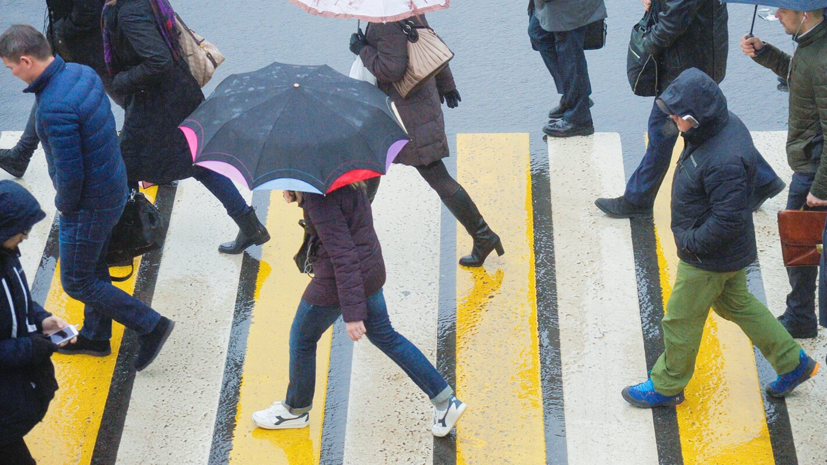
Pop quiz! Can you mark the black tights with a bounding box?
[366,160,461,202]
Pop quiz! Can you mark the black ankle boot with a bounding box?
[219,207,271,254]
[441,187,504,267]
[0,147,33,178]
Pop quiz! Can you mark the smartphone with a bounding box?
[49,325,78,345]
[682,114,700,128]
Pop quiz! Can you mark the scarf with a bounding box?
[102,0,182,77]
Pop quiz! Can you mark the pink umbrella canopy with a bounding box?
[287,0,449,22]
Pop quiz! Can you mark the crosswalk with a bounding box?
[2,130,825,464]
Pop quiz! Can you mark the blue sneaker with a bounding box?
[766,350,819,398]
[622,379,685,408]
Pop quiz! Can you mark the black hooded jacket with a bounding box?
[662,69,758,272]
[0,182,57,446]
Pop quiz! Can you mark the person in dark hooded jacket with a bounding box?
[0,0,119,180]
[0,181,74,464]
[621,69,818,409]
[595,0,786,219]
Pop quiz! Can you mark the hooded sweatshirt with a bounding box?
[660,68,759,272]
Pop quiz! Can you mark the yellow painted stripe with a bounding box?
[652,138,775,464]
[455,134,546,464]
[228,192,332,464]
[27,187,158,465]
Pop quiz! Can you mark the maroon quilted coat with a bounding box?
[359,16,457,167]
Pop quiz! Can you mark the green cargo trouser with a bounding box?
[650,261,802,396]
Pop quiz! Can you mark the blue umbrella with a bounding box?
[723,0,827,36]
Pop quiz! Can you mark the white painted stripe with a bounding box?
[3,278,17,338]
[342,166,442,464]
[548,133,659,464]
[116,178,248,464]
[0,131,57,280]
[751,131,827,465]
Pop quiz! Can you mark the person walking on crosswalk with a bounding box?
[253,184,466,437]
[0,0,118,179]
[0,25,174,371]
[595,0,786,219]
[622,69,819,409]
[741,6,827,340]
[350,16,503,267]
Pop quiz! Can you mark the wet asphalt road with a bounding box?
[0,0,793,175]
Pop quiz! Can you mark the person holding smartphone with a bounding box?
[621,69,818,408]
[0,181,75,464]
[252,184,466,437]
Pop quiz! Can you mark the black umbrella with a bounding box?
[180,62,409,194]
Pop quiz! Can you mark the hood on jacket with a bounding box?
[656,68,729,140]
[0,181,46,244]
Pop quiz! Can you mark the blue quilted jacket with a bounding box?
[24,55,126,213]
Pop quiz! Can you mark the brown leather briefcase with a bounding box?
[778,210,827,267]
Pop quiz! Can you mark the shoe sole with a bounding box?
[594,200,653,219]
[252,413,309,430]
[766,360,820,398]
[621,387,685,408]
[432,402,467,437]
[135,320,175,372]
[543,127,595,138]
[56,347,111,357]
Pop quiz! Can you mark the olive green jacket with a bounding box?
[752,20,827,198]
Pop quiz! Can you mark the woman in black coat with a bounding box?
[251,184,466,437]
[351,16,504,267]
[102,0,269,254]
[0,182,72,465]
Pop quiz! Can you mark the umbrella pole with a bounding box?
[748,4,758,38]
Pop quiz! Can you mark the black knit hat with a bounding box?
[0,181,46,244]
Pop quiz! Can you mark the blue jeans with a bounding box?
[60,200,161,341]
[624,100,782,207]
[284,289,452,414]
[527,12,592,125]
[192,167,249,219]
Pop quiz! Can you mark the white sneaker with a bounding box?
[252,401,309,430]
[432,396,467,437]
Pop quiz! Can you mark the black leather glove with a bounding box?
[440,90,462,109]
[30,334,58,363]
[349,30,367,55]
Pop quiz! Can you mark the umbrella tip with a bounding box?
[294,83,300,88]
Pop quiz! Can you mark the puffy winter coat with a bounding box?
[103,0,203,185]
[752,20,827,199]
[646,0,728,93]
[24,55,127,213]
[0,182,57,446]
[664,69,758,272]
[360,15,457,167]
[301,186,386,322]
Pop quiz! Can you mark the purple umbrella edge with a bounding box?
[386,139,408,171]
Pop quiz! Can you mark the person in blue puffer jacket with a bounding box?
[0,25,174,371]
[0,181,73,464]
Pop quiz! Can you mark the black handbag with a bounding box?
[627,10,659,97]
[293,220,319,275]
[584,19,607,51]
[106,190,164,281]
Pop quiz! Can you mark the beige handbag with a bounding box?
[174,13,225,87]
[392,20,454,99]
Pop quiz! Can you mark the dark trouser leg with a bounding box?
[755,153,781,189]
[284,300,342,414]
[363,289,452,404]
[623,99,680,207]
[553,26,592,125]
[417,161,503,266]
[15,103,40,157]
[60,203,162,341]
[783,173,821,329]
[192,167,249,219]
[528,12,564,96]
[0,437,36,465]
